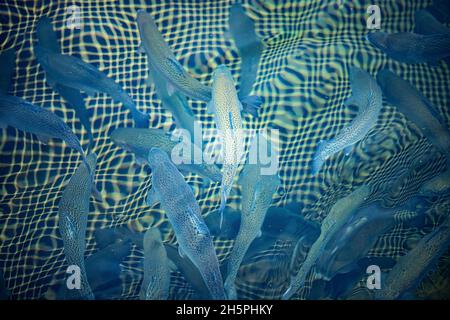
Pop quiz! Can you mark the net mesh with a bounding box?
[0,0,449,299]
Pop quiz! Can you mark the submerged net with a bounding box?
[0,0,449,299]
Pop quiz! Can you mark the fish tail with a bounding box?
[281,285,294,300]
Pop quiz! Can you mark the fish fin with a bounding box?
[135,156,147,166]
[256,229,262,238]
[146,188,159,207]
[178,245,185,258]
[166,82,176,96]
[84,88,97,97]
[206,100,215,114]
[138,43,145,54]
[91,185,103,202]
[240,95,262,117]
[36,134,50,144]
[344,145,353,156]
[145,70,154,87]
[168,259,178,271]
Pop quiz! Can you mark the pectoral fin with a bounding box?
[206,100,215,114]
[168,259,178,271]
[138,43,145,54]
[91,185,103,202]
[146,188,159,207]
[166,82,176,96]
[344,145,353,156]
[36,134,50,144]
[178,245,185,258]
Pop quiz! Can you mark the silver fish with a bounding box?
[376,69,450,165]
[208,65,246,227]
[366,32,450,65]
[35,16,94,147]
[58,153,98,300]
[110,127,222,182]
[136,10,261,115]
[375,216,450,300]
[0,93,89,171]
[224,135,280,299]
[34,45,148,128]
[146,148,226,300]
[282,185,371,300]
[140,228,171,300]
[312,67,382,175]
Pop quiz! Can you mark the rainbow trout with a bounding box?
[146,148,226,300]
[140,228,171,300]
[34,45,148,128]
[58,153,98,300]
[282,185,371,300]
[136,10,261,115]
[0,93,89,171]
[224,135,280,299]
[110,127,222,182]
[312,67,382,174]
[208,65,246,227]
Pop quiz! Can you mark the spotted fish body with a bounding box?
[35,16,94,147]
[209,65,246,226]
[224,143,280,299]
[312,67,382,175]
[34,45,148,128]
[58,153,97,300]
[110,127,222,182]
[366,32,450,65]
[137,10,211,101]
[377,69,450,165]
[146,148,226,300]
[0,93,88,170]
[140,228,170,300]
[282,185,371,300]
[375,216,450,300]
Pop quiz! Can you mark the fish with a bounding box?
[110,127,222,182]
[314,204,422,281]
[146,147,226,300]
[35,16,94,148]
[414,9,450,35]
[34,44,148,128]
[85,239,132,300]
[419,169,450,196]
[57,152,98,300]
[0,48,15,94]
[94,226,213,300]
[208,65,246,227]
[282,185,371,300]
[140,228,171,300]
[136,10,261,115]
[375,216,450,300]
[224,135,280,299]
[366,31,450,65]
[0,93,89,171]
[312,67,382,175]
[229,3,264,98]
[164,244,212,300]
[376,69,450,165]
